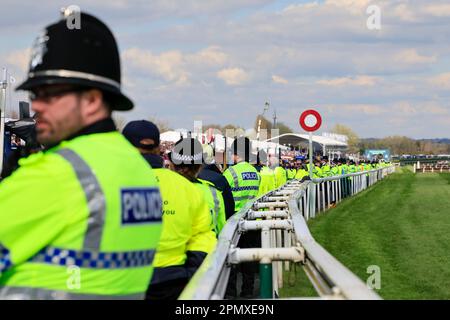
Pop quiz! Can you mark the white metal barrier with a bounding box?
[179,166,395,300]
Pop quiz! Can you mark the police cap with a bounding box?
[16,9,133,110]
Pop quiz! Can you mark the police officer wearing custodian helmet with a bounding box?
[0,10,163,299]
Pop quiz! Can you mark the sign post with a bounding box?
[299,109,322,179]
[299,109,322,218]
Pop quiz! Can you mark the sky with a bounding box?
[1,0,450,139]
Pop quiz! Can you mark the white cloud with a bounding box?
[393,3,418,22]
[272,75,289,84]
[429,73,450,89]
[393,101,418,115]
[317,75,380,87]
[123,47,189,84]
[422,103,449,115]
[324,0,371,14]
[192,46,228,66]
[5,48,30,73]
[395,49,437,65]
[122,46,228,85]
[325,104,385,115]
[425,4,450,17]
[217,68,249,86]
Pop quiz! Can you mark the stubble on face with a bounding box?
[34,95,84,146]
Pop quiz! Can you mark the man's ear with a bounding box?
[80,89,106,119]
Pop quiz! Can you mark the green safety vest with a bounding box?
[224,162,261,212]
[341,164,348,175]
[322,165,331,177]
[331,166,339,176]
[0,132,163,299]
[295,169,308,180]
[258,166,276,196]
[152,169,216,270]
[287,169,296,180]
[306,164,319,178]
[274,167,287,188]
[197,179,226,236]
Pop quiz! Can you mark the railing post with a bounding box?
[260,257,273,299]
[260,226,273,298]
[309,183,316,218]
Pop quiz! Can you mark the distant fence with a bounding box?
[414,163,450,173]
[395,157,450,166]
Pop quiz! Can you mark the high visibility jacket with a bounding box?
[287,169,296,180]
[322,164,331,177]
[306,164,319,178]
[274,167,287,188]
[341,164,348,175]
[331,166,339,177]
[224,162,261,212]
[295,168,308,180]
[0,132,163,299]
[151,169,216,285]
[348,165,357,173]
[258,166,276,196]
[197,179,226,236]
[307,164,323,178]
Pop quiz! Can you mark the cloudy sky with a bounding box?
[1,0,450,138]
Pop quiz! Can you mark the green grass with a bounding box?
[280,168,450,299]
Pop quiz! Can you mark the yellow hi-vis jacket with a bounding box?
[258,166,276,196]
[224,161,261,212]
[0,131,163,299]
[274,166,287,188]
[197,179,226,236]
[151,169,216,285]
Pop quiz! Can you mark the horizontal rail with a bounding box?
[239,219,293,231]
[247,210,289,219]
[228,247,304,264]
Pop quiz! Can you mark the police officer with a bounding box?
[0,11,163,299]
[122,121,216,300]
[224,137,261,298]
[295,162,309,181]
[255,150,276,196]
[170,137,226,237]
[198,147,235,221]
[167,138,218,261]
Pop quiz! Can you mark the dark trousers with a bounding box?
[226,230,261,298]
[145,277,189,300]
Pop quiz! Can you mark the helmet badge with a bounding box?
[30,30,49,70]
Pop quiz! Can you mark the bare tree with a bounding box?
[331,124,360,153]
[148,116,172,133]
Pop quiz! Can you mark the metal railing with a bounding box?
[179,166,395,300]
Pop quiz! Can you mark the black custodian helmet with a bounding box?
[16,9,133,111]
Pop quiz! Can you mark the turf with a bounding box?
[280,168,450,299]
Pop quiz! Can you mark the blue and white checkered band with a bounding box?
[30,247,156,269]
[30,29,49,70]
[241,172,258,180]
[171,152,203,163]
[121,188,162,225]
[0,244,12,273]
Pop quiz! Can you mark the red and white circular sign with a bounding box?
[299,109,322,132]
